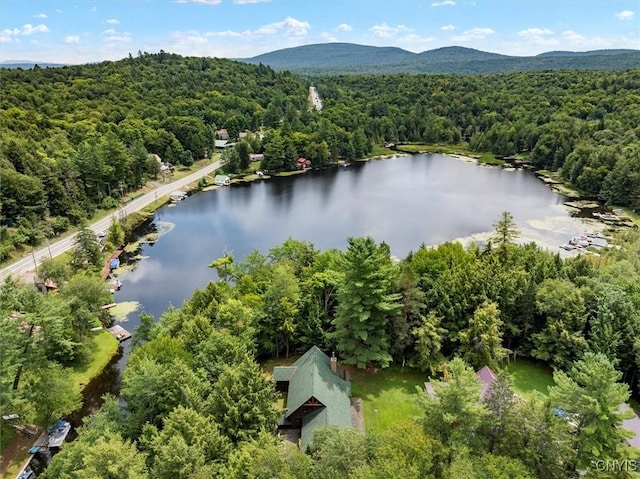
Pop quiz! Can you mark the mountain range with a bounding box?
[3,44,638,74]
[241,43,640,75]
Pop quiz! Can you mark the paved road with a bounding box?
[0,160,221,281]
[310,86,323,111]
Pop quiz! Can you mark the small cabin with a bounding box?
[273,347,352,450]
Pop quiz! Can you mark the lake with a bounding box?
[111,153,595,366]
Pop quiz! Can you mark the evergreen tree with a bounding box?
[491,211,520,262]
[458,301,508,370]
[412,311,447,375]
[329,237,401,368]
[549,352,636,469]
[207,359,280,443]
[70,226,102,271]
[419,357,489,456]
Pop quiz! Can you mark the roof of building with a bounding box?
[274,346,352,449]
[476,365,497,399]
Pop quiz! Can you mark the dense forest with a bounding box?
[33,221,640,478]
[315,70,640,206]
[2,54,640,261]
[2,49,640,477]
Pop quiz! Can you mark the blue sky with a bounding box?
[1,1,638,63]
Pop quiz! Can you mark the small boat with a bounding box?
[170,191,187,202]
[569,237,589,247]
[47,420,71,449]
[214,175,231,186]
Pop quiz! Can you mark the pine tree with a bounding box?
[329,237,401,369]
[458,301,508,370]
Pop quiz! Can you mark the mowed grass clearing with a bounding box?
[351,359,556,435]
[68,330,119,393]
[350,366,425,434]
[507,359,555,397]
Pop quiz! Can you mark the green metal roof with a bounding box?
[274,346,352,449]
[273,366,296,383]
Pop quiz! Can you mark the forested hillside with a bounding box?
[2,54,640,264]
[316,69,640,206]
[243,43,640,74]
[0,52,310,260]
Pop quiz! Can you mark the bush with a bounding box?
[101,196,120,209]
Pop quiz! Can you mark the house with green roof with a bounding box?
[274,346,353,449]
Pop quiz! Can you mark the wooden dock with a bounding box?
[101,250,123,280]
[107,325,132,342]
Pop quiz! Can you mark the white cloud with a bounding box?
[561,29,612,49]
[106,19,120,25]
[452,27,495,42]
[255,17,310,37]
[105,34,132,42]
[176,0,222,4]
[336,23,353,32]
[22,24,50,35]
[90,6,97,12]
[206,30,243,38]
[396,33,436,52]
[518,28,553,38]
[321,32,338,42]
[102,28,132,42]
[34,13,47,19]
[233,0,270,3]
[517,28,558,47]
[562,30,585,42]
[431,0,455,6]
[1,23,49,42]
[615,10,634,21]
[206,17,309,39]
[55,9,63,14]
[172,30,208,45]
[369,23,411,38]
[64,35,80,44]
[441,24,455,31]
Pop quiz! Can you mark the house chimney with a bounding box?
[330,352,337,375]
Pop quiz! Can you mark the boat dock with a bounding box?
[101,250,123,280]
[107,325,132,342]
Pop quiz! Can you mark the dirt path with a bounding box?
[351,398,365,433]
[0,429,37,478]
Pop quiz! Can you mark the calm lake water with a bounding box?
[67,152,601,430]
[110,153,592,367]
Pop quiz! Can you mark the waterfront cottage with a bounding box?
[274,347,353,450]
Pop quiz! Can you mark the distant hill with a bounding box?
[0,61,67,69]
[244,43,415,69]
[241,43,640,75]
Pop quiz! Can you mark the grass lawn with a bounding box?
[369,145,395,157]
[68,331,119,393]
[350,366,425,434]
[507,359,555,397]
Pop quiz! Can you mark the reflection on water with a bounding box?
[70,154,601,456]
[114,154,594,330]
